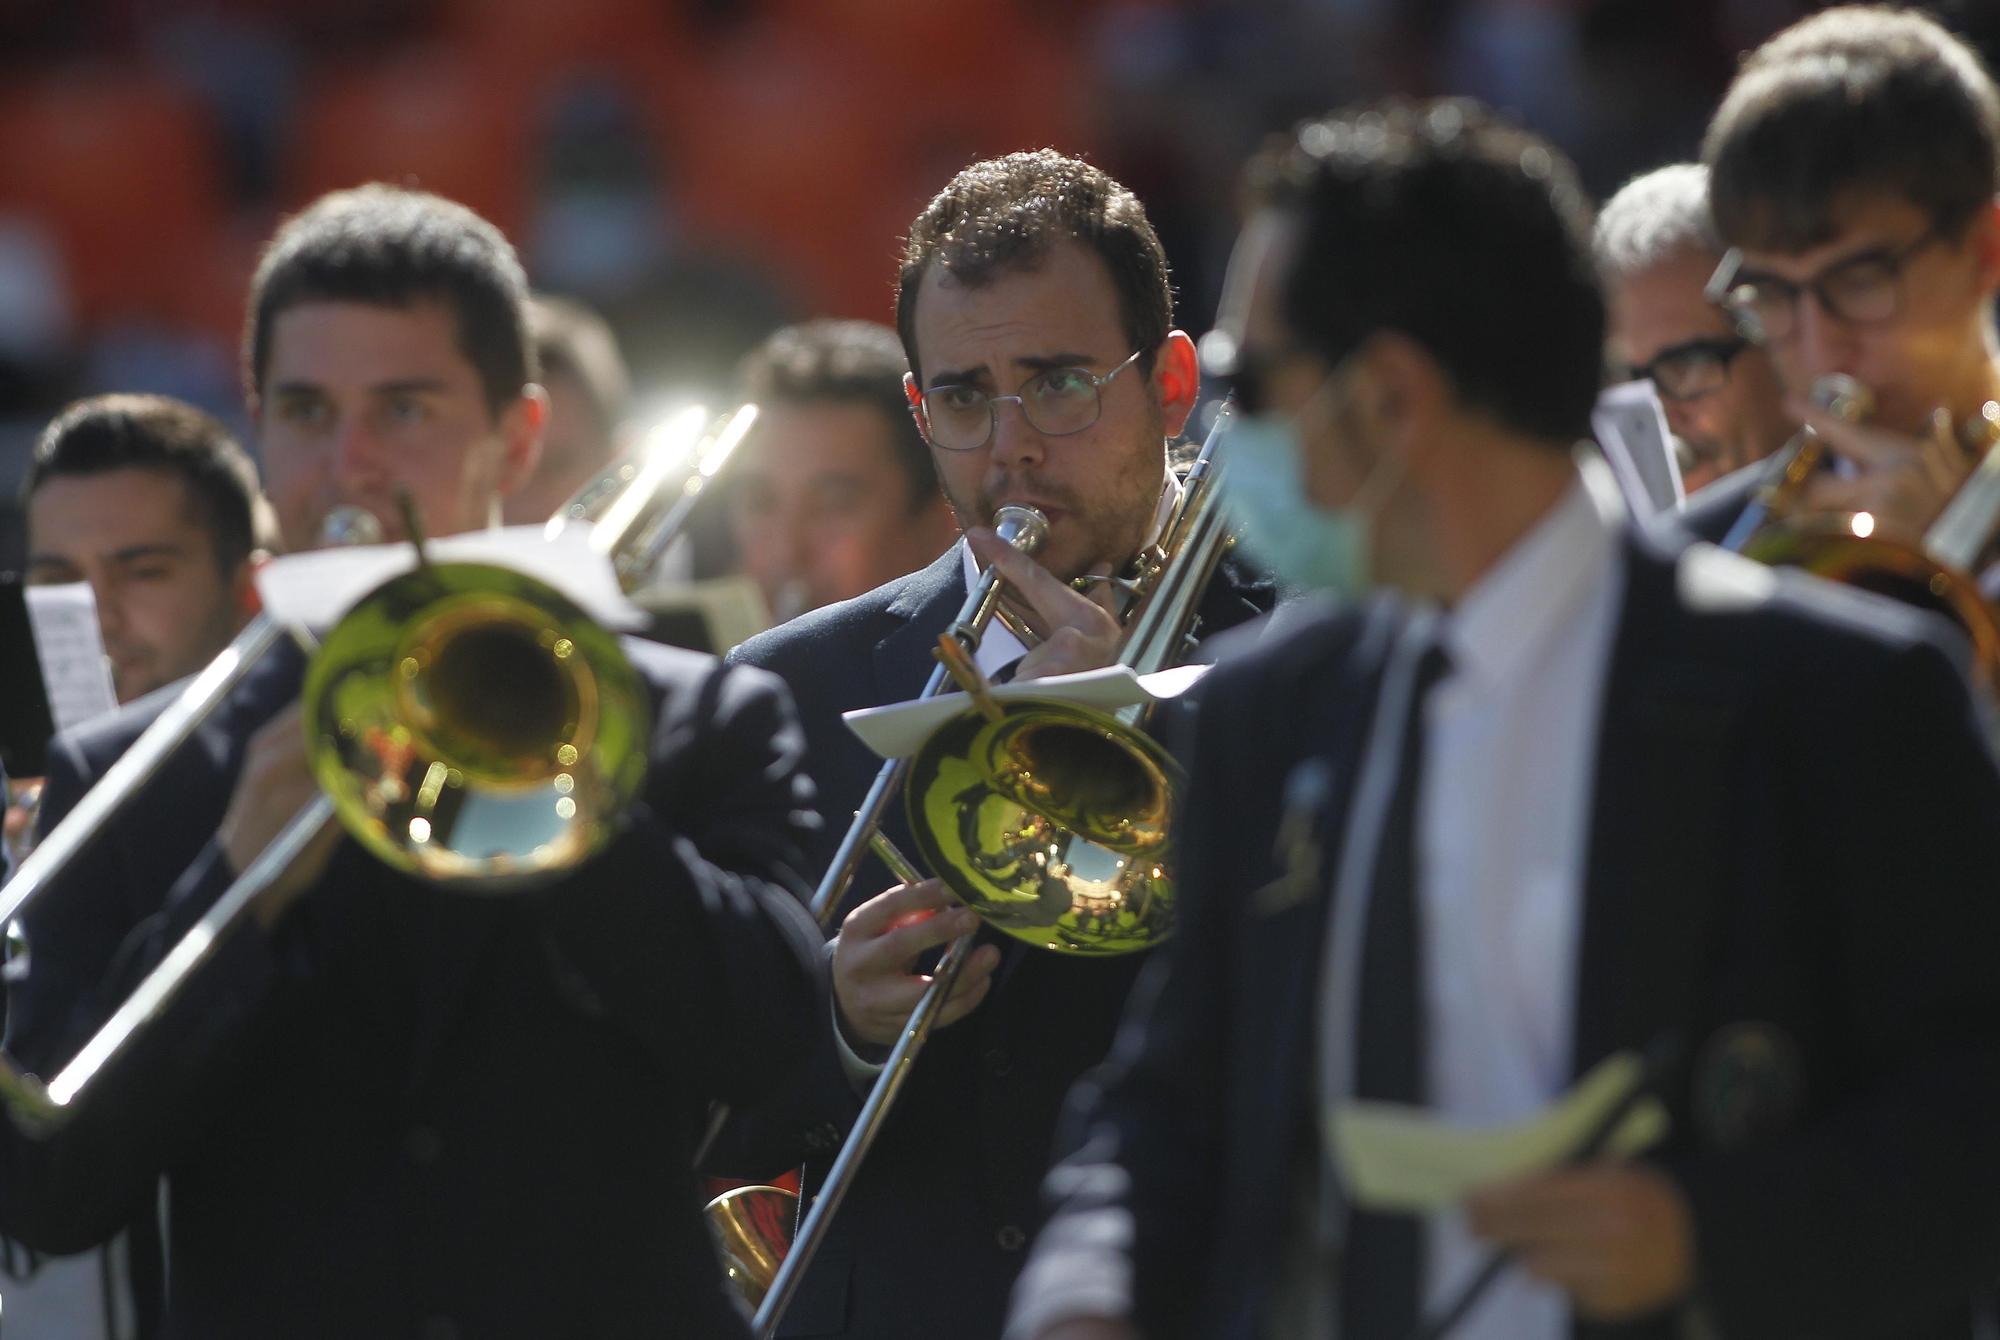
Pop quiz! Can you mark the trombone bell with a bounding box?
[904,702,1178,956]
[304,561,650,886]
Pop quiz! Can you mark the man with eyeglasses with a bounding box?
[1595,164,1795,499]
[1697,5,2000,555]
[707,150,1272,1340]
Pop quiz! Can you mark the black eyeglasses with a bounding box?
[1631,335,1751,402]
[1706,222,1953,343]
[915,350,1145,452]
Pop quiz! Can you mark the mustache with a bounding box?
[975,475,1085,520]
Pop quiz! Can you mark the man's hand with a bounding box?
[1793,400,1969,545]
[832,879,1002,1050]
[1464,1163,1695,1321]
[217,705,342,927]
[967,527,1122,681]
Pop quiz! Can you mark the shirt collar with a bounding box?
[1442,453,1625,688]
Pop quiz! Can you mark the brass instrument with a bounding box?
[1723,374,2000,685]
[742,413,1234,1336]
[0,406,755,1132]
[705,1185,798,1310]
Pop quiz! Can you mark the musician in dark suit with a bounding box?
[1009,101,2000,1340]
[712,151,1271,1339]
[0,185,826,1340]
[1672,6,2000,553]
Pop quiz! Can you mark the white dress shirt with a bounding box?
[1415,458,1626,1336]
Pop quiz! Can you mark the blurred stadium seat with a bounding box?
[285,46,533,236]
[0,69,227,329]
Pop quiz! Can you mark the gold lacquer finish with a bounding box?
[1727,376,2000,691]
[906,704,1178,955]
[1741,517,2000,683]
[704,1186,797,1310]
[898,424,1235,958]
[304,561,651,886]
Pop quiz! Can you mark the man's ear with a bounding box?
[903,372,935,445]
[1971,197,2000,295]
[1153,330,1201,438]
[495,384,550,497]
[1350,332,1448,456]
[235,549,270,619]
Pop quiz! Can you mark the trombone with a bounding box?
[742,412,1235,1335]
[1721,373,2000,685]
[0,405,757,1133]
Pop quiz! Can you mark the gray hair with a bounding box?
[1593,163,1722,281]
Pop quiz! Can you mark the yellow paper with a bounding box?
[1326,1051,1670,1213]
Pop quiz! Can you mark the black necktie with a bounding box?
[1341,636,1452,1339]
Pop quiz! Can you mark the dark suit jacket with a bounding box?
[1015,527,2000,1340]
[714,542,1273,1340]
[1,636,827,1340]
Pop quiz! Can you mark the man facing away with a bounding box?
[1009,96,2000,1340]
[0,184,826,1340]
[711,151,1271,1339]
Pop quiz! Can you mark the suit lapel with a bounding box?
[873,546,968,709]
[1571,538,1746,1077]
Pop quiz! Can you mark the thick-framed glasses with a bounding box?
[1706,222,1952,343]
[916,349,1146,451]
[1631,336,1751,402]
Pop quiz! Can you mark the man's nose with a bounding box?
[331,415,388,489]
[987,398,1049,473]
[1662,393,1718,446]
[1789,289,1854,387]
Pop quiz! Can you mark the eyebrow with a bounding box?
[925,352,1101,390]
[268,377,453,398]
[111,542,191,564]
[1736,239,1903,284]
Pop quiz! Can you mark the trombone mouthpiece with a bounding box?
[319,505,384,548]
[993,505,1050,556]
[1811,374,1875,424]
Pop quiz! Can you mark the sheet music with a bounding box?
[23,583,117,733]
[1591,379,1684,519]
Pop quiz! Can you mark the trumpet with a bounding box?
[0,406,756,1132]
[1723,374,2000,686]
[740,412,1235,1336]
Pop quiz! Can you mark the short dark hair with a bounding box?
[1246,99,1604,446]
[894,150,1173,387]
[1705,6,2000,252]
[738,319,934,511]
[529,293,631,437]
[24,394,271,572]
[244,184,535,416]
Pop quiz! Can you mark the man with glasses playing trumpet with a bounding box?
[1691,5,2000,572]
[0,184,826,1340]
[709,150,1271,1339]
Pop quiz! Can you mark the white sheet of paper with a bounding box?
[256,523,645,634]
[1592,379,1685,519]
[23,583,118,732]
[1327,1051,1671,1213]
[842,662,1211,760]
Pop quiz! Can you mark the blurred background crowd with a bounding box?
[0,0,1996,570]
